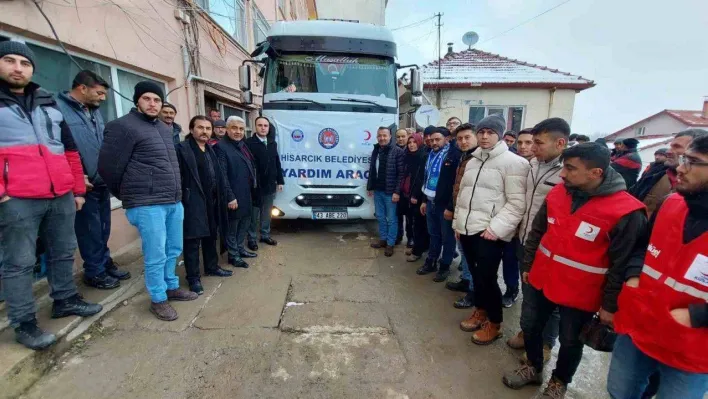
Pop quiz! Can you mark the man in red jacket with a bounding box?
[0,41,101,350]
[609,135,708,399]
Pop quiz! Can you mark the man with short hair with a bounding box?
[503,143,648,398]
[515,128,535,161]
[612,138,643,188]
[609,135,708,399]
[210,119,227,145]
[57,70,131,290]
[159,102,182,145]
[652,147,668,164]
[99,81,198,322]
[568,134,579,147]
[0,41,102,350]
[575,135,590,144]
[504,130,517,148]
[423,125,435,153]
[208,108,221,121]
[367,127,405,256]
[446,116,462,132]
[395,128,409,149]
[246,116,284,249]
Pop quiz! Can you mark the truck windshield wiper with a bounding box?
[268,98,325,108]
[331,97,387,111]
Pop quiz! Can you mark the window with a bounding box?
[220,103,252,136]
[26,43,117,122]
[199,0,248,49]
[278,0,286,15]
[252,5,270,47]
[468,105,525,132]
[634,126,646,136]
[290,0,298,19]
[116,70,162,117]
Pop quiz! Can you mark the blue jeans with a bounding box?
[459,241,473,291]
[374,191,398,246]
[502,238,520,291]
[608,334,708,399]
[0,194,78,326]
[425,200,455,266]
[125,203,183,303]
[74,187,112,278]
[249,192,274,241]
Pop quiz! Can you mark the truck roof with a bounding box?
[268,20,395,44]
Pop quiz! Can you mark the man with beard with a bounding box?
[176,116,232,295]
[0,42,102,350]
[159,102,182,145]
[609,135,708,399]
[57,70,131,290]
[100,81,198,321]
[503,143,647,398]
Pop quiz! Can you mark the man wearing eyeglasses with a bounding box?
[609,133,708,399]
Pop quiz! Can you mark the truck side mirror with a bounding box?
[239,65,251,91]
[410,67,422,96]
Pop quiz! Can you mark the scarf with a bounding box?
[629,162,669,201]
[423,143,449,197]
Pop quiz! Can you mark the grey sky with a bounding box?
[386,0,708,137]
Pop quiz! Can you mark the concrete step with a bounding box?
[0,248,143,399]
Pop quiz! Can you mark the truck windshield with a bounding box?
[265,54,396,100]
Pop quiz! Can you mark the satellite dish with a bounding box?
[415,105,441,128]
[462,31,479,49]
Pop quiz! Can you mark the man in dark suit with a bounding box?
[245,116,284,250]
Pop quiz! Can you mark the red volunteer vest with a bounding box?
[614,194,708,373]
[529,185,645,312]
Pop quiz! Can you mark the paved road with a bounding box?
[21,221,610,399]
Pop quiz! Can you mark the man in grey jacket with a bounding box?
[56,70,131,290]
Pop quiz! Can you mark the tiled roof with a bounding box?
[422,49,594,90]
[665,110,708,127]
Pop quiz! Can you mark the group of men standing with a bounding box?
[368,109,708,398]
[0,41,283,349]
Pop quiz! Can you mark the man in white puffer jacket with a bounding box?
[454,114,530,345]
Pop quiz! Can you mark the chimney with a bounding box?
[703,96,708,119]
[446,42,454,57]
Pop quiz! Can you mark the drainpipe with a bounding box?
[547,87,556,118]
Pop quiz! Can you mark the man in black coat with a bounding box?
[245,116,284,250]
[99,81,198,322]
[611,138,643,188]
[176,116,233,295]
[214,116,257,269]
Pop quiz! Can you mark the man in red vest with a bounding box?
[609,135,708,399]
[503,143,648,398]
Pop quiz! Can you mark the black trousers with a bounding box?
[408,200,429,256]
[183,234,219,283]
[521,284,595,384]
[396,197,414,243]
[459,233,505,323]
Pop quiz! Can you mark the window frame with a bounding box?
[218,102,252,136]
[252,3,270,49]
[634,126,646,136]
[468,105,526,132]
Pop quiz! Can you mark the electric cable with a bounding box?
[479,0,574,44]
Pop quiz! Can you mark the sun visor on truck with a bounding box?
[267,36,396,59]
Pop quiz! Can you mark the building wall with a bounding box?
[609,113,689,140]
[418,87,577,129]
[314,0,386,25]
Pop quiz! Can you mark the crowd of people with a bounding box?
[367,114,708,397]
[0,40,706,398]
[0,42,283,349]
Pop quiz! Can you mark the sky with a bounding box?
[385,0,708,137]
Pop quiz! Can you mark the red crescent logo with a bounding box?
[585,226,594,234]
[365,130,371,140]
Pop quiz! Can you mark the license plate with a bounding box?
[312,211,348,220]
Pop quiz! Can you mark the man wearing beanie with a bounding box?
[159,102,182,145]
[210,119,227,145]
[0,41,102,350]
[611,137,642,188]
[454,114,529,345]
[99,81,198,322]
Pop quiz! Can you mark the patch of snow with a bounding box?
[271,367,291,381]
[286,302,304,307]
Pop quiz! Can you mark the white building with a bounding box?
[314,0,387,25]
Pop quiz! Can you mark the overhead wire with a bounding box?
[479,0,574,44]
[390,15,436,31]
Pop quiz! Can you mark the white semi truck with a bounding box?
[239,20,421,220]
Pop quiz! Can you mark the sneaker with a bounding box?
[541,377,567,399]
[370,240,387,249]
[15,320,57,350]
[453,292,474,309]
[416,260,437,275]
[83,273,120,290]
[189,280,204,295]
[166,288,199,301]
[502,364,543,390]
[507,331,525,349]
[445,279,470,292]
[150,301,178,321]
[384,245,394,257]
[51,294,103,318]
[460,308,487,332]
[520,345,552,365]
[502,287,520,308]
[471,321,502,345]
[406,254,421,262]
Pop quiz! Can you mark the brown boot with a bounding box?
[541,377,567,399]
[150,301,178,321]
[370,239,387,249]
[460,308,487,332]
[507,330,525,349]
[471,321,502,345]
[384,245,394,257]
[166,288,199,301]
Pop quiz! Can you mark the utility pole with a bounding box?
[435,12,443,108]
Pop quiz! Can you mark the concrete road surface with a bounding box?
[20,221,611,399]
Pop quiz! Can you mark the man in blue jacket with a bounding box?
[56,71,131,290]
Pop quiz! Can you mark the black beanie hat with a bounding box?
[0,41,36,69]
[436,126,451,137]
[623,138,640,149]
[423,125,436,136]
[133,81,164,105]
